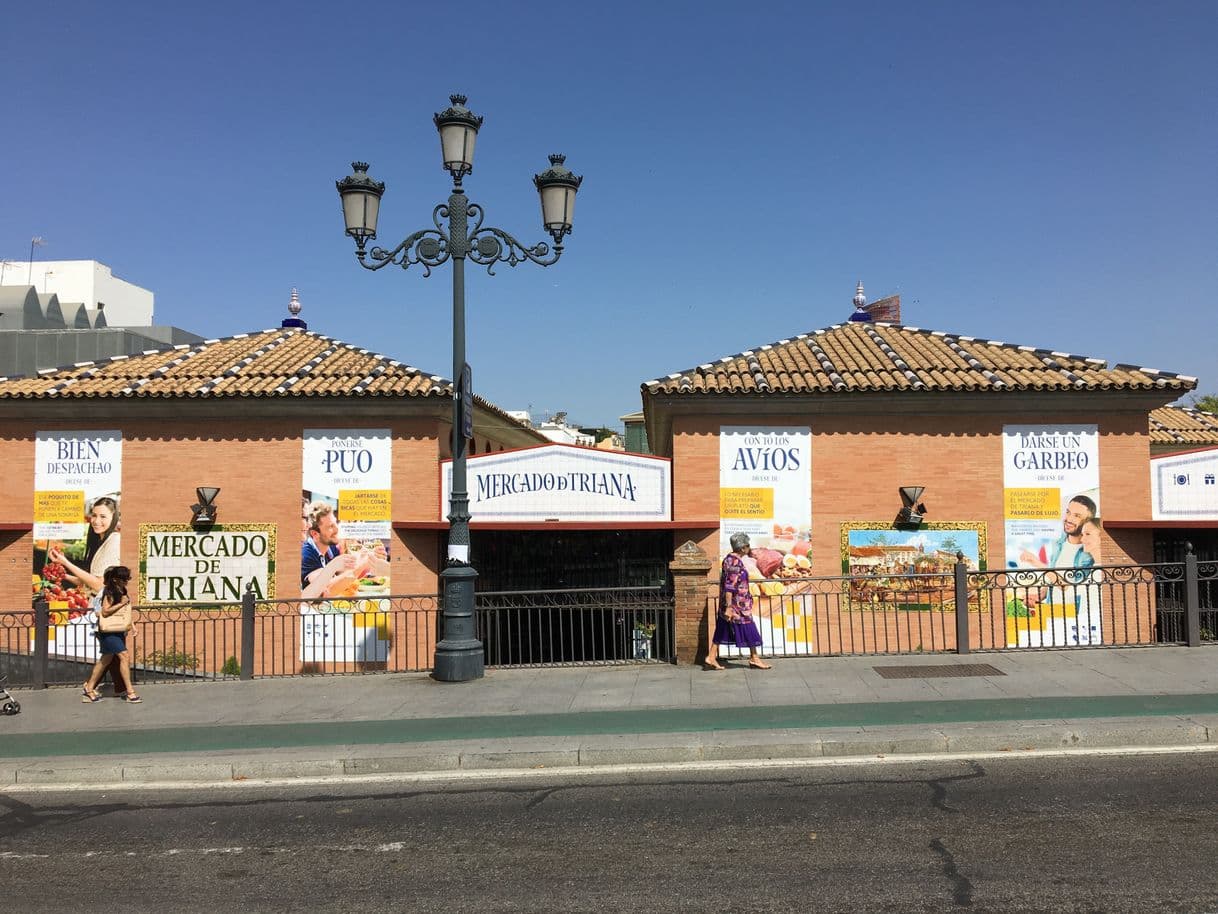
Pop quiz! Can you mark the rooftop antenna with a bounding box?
[28,236,46,285]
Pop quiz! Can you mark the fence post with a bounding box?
[32,597,49,689]
[1184,542,1201,648]
[670,541,713,665]
[240,583,256,680]
[954,552,970,655]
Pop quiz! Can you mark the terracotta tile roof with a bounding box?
[644,322,1197,396]
[0,327,527,427]
[1149,406,1218,446]
[0,328,447,399]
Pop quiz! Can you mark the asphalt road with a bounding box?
[2,752,1217,913]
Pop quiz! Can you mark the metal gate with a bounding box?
[476,585,675,667]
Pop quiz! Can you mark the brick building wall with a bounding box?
[660,401,1163,658]
[0,412,516,608]
[669,406,1156,576]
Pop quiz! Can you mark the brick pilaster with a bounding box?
[670,540,712,665]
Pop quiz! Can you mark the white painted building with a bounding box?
[506,410,533,427]
[537,412,596,447]
[0,260,153,326]
[506,410,605,448]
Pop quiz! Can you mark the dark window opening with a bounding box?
[470,530,672,591]
[452,530,674,665]
[1154,530,1218,642]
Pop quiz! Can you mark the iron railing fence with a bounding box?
[125,601,243,682]
[710,553,1218,657]
[1156,603,1218,643]
[475,585,675,667]
[711,572,960,657]
[1154,556,1218,642]
[967,563,1165,650]
[4,552,1212,687]
[0,607,35,686]
[0,594,441,688]
[261,594,440,677]
[1,585,677,687]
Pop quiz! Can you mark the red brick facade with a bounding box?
[1,321,1196,672]
[667,406,1157,576]
[0,405,538,609]
[652,396,1169,661]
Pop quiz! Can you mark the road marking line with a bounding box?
[0,843,417,861]
[2,743,1216,794]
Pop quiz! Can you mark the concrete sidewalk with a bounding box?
[3,648,1218,786]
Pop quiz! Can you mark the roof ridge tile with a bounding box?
[119,342,213,396]
[641,321,1195,397]
[193,330,294,397]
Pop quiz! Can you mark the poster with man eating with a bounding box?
[300,429,392,662]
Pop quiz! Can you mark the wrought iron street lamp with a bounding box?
[336,94,582,682]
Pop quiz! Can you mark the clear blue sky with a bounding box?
[4,1,1215,427]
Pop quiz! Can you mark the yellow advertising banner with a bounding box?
[352,611,392,640]
[34,490,85,524]
[1003,487,1061,520]
[719,487,774,518]
[339,489,392,521]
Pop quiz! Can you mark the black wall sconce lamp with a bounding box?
[191,487,220,525]
[896,486,927,526]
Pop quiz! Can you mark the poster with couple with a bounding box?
[1002,424,1102,647]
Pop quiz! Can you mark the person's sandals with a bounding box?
[124,693,143,704]
[704,659,726,671]
[81,684,101,702]
[748,660,773,670]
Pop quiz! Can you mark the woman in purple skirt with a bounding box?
[705,532,772,671]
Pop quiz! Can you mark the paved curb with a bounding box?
[8,692,1218,760]
[4,716,1215,788]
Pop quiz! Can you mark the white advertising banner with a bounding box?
[32,430,123,659]
[302,429,392,541]
[300,611,391,664]
[1151,448,1218,520]
[718,426,813,655]
[1002,424,1101,647]
[301,429,393,663]
[33,430,122,541]
[442,445,671,523]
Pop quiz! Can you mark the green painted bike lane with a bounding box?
[4,693,1218,759]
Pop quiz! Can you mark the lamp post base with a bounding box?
[433,644,485,682]
[434,562,485,682]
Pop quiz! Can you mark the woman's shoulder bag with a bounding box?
[98,597,132,633]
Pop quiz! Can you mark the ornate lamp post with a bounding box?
[336,94,582,682]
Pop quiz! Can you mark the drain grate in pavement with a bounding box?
[873,663,1005,679]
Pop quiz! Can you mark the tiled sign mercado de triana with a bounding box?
[300,429,393,663]
[717,426,813,657]
[442,444,672,523]
[1151,446,1218,520]
[139,525,276,603]
[33,430,123,660]
[1002,424,1101,648]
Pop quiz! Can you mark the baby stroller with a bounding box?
[0,676,20,715]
